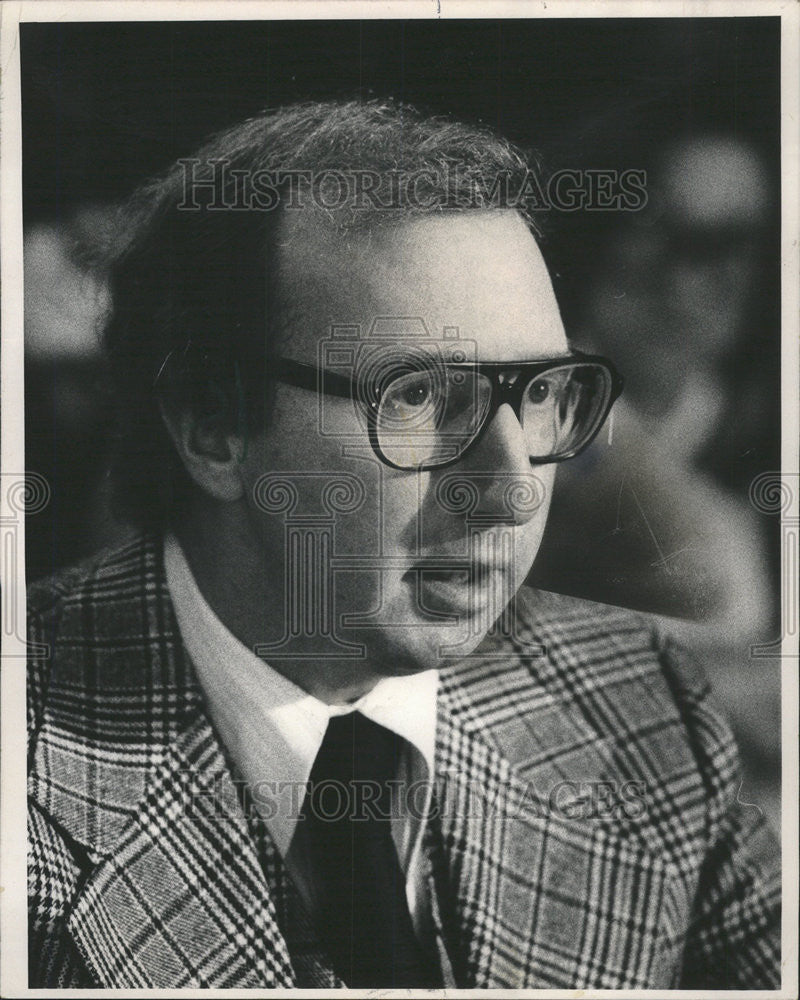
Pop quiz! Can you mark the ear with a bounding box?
[159,399,246,503]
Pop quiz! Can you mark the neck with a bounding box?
[171,503,385,704]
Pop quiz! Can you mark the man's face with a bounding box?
[236,210,569,682]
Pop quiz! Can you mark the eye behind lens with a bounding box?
[376,369,493,470]
[379,370,441,430]
[526,379,551,404]
[522,363,613,460]
[399,380,431,408]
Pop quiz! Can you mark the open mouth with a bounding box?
[420,568,471,585]
[405,563,507,615]
[416,562,504,586]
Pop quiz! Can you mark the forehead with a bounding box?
[274,209,568,362]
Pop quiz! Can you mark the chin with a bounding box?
[337,564,528,674]
[355,616,500,676]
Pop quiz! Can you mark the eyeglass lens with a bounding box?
[376,363,612,469]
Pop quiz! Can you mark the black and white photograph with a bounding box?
[1,2,797,995]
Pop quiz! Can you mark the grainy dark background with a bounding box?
[21,19,780,218]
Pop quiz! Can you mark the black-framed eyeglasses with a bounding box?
[268,350,624,471]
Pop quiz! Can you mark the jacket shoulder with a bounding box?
[27,533,152,623]
[515,584,710,698]
[26,534,163,738]
[447,587,747,861]
[518,587,731,796]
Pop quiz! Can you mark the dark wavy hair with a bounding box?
[95,99,541,528]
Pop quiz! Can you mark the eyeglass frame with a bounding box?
[266,349,624,471]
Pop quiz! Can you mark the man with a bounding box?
[27,100,780,989]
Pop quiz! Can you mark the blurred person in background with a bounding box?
[533,134,780,829]
[24,204,132,580]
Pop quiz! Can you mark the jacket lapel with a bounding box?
[66,714,296,988]
[29,535,296,988]
[433,659,673,989]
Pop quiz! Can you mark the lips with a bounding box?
[405,560,508,616]
[420,568,470,584]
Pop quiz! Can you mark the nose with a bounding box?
[448,403,549,526]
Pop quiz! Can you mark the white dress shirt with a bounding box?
[163,532,439,940]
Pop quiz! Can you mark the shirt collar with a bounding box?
[163,532,438,857]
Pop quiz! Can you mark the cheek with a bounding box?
[242,388,371,487]
[524,465,556,534]
[516,466,556,561]
[247,390,324,471]
[380,471,432,554]
[535,464,557,520]
[333,470,422,561]
[241,398,402,559]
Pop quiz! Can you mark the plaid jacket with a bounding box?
[27,534,780,989]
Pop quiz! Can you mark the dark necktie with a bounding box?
[301,711,440,988]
